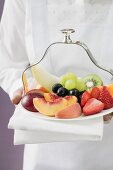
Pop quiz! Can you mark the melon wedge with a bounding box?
[31,65,59,92]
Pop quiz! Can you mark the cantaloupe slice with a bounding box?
[23,73,29,94]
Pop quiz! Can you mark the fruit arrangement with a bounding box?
[21,70,113,119]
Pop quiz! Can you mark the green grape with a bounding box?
[66,72,77,83]
[65,80,76,90]
[60,75,67,86]
[75,78,86,92]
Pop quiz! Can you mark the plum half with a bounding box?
[21,89,44,112]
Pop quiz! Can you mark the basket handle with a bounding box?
[22,29,113,94]
[61,29,113,78]
[75,41,113,78]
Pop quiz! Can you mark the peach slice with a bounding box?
[33,98,67,116]
[55,103,82,119]
[44,93,77,105]
[44,93,60,102]
[65,96,77,106]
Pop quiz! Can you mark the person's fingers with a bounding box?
[11,87,23,105]
[103,113,113,124]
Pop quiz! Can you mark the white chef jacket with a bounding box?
[0,0,113,170]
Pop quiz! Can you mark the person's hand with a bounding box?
[11,87,23,105]
[103,113,113,123]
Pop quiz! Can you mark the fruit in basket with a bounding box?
[44,93,77,105]
[81,91,91,107]
[65,96,78,106]
[91,86,100,99]
[83,98,104,116]
[52,83,63,93]
[98,86,113,109]
[59,72,87,92]
[66,72,77,82]
[78,95,82,104]
[21,90,44,112]
[44,93,60,102]
[36,84,50,93]
[75,78,86,92]
[65,80,76,90]
[57,87,69,97]
[55,103,82,119]
[81,85,113,110]
[23,73,29,94]
[60,72,77,86]
[83,74,103,89]
[33,98,67,116]
[31,65,59,92]
[26,89,44,95]
[107,84,113,97]
[60,75,68,86]
[69,88,80,97]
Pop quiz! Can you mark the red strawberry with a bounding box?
[81,91,91,107]
[98,86,113,109]
[83,98,104,116]
[91,86,100,99]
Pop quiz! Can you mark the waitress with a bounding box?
[0,0,113,170]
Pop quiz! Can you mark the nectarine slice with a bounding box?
[44,93,60,102]
[33,98,67,116]
[44,93,77,105]
[65,96,77,106]
[55,103,82,119]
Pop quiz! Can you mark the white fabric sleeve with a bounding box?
[0,0,29,99]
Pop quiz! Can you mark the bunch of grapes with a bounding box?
[52,72,86,102]
[60,72,86,92]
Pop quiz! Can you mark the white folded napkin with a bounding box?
[8,103,104,145]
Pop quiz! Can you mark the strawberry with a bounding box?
[98,86,113,109]
[81,91,91,107]
[91,86,100,99]
[83,98,104,116]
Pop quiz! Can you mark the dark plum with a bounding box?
[21,89,44,112]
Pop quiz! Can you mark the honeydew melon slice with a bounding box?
[31,65,59,92]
